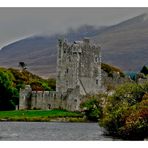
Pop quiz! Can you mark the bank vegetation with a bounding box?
[81,82,148,140]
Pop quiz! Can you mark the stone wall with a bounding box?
[19,85,82,111]
[31,91,57,110]
[19,85,58,110]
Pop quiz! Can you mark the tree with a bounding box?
[140,65,148,75]
[0,68,18,110]
[80,94,104,121]
[99,82,148,140]
[19,62,27,71]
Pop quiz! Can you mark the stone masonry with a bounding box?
[19,38,101,111]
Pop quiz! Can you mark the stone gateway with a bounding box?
[19,38,101,111]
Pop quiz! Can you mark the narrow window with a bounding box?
[74,99,77,102]
[95,56,98,63]
[65,68,69,74]
[59,50,61,58]
[64,49,66,53]
[96,79,98,85]
[66,80,68,87]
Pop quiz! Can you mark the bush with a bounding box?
[8,68,56,92]
[99,82,148,140]
[0,68,18,110]
[80,94,104,121]
[140,65,148,76]
[47,78,56,90]
[30,80,52,91]
[118,98,148,140]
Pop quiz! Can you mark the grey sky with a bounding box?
[0,7,148,48]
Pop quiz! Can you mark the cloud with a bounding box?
[0,8,148,48]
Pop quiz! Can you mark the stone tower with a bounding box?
[19,85,32,110]
[56,38,101,110]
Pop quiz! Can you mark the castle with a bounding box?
[19,38,101,111]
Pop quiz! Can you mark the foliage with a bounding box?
[8,68,56,91]
[19,62,27,70]
[9,68,42,84]
[30,80,51,91]
[99,82,148,140]
[101,63,125,77]
[118,99,148,140]
[140,65,148,76]
[0,68,18,110]
[105,83,117,91]
[80,94,104,121]
[0,67,56,110]
[47,78,56,90]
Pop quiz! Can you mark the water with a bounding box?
[0,122,116,141]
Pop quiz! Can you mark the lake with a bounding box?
[0,122,118,141]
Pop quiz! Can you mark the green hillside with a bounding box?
[0,67,56,110]
[101,62,125,77]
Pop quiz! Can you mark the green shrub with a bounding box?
[119,99,148,140]
[8,68,56,91]
[80,94,104,121]
[0,68,18,110]
[47,78,56,90]
[99,82,148,140]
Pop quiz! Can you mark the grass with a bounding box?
[0,109,84,122]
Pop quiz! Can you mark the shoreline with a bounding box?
[0,117,88,122]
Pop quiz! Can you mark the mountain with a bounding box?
[0,35,58,78]
[0,14,148,78]
[93,13,148,71]
[0,25,105,78]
